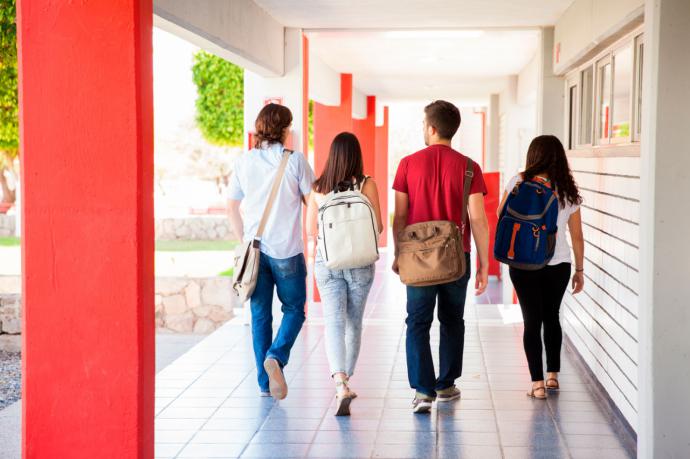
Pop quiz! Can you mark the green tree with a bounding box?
[0,0,18,205]
[191,51,244,147]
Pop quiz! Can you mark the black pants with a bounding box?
[509,263,571,382]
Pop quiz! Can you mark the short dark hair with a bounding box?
[254,103,293,147]
[424,100,461,140]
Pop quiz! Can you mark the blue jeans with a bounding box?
[250,252,307,392]
[405,252,471,398]
[314,257,375,377]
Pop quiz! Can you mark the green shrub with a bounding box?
[191,51,244,147]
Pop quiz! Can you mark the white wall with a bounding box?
[154,0,284,77]
[352,88,367,120]
[562,156,641,430]
[308,52,340,106]
[639,0,690,455]
[551,0,646,432]
[244,29,307,152]
[554,0,644,74]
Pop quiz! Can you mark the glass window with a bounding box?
[597,59,612,142]
[634,36,644,140]
[612,44,633,139]
[579,66,594,145]
[568,85,578,150]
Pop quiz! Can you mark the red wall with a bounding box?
[18,1,155,457]
[482,172,502,278]
[313,76,389,247]
[352,96,376,179]
[313,73,353,176]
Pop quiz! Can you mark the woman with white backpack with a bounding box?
[307,132,383,416]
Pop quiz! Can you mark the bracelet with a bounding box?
[575,268,584,273]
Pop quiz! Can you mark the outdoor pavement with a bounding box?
[152,256,635,459]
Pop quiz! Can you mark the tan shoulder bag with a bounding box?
[232,150,292,302]
[396,158,474,287]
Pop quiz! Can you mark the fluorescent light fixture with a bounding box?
[383,30,485,39]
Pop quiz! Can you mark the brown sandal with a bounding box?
[546,378,560,390]
[527,386,547,399]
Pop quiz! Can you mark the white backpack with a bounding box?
[317,178,379,270]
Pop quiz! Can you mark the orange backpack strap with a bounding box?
[507,222,521,260]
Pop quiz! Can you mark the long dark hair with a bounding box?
[523,135,582,207]
[313,132,364,194]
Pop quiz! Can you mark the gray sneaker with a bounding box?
[412,394,433,414]
[436,386,461,402]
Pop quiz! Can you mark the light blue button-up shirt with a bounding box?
[227,142,315,259]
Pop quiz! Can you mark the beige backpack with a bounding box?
[232,150,292,303]
[396,158,474,287]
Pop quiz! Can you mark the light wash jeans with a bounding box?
[314,256,375,377]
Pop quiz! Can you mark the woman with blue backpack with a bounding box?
[306,132,384,416]
[495,135,585,399]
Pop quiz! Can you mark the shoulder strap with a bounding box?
[255,150,291,241]
[358,175,370,190]
[461,158,474,235]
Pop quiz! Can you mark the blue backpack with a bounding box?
[494,178,559,270]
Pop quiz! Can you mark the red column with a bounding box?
[353,96,376,176]
[375,106,390,247]
[313,73,353,176]
[18,1,154,457]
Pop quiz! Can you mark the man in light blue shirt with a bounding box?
[227,104,315,399]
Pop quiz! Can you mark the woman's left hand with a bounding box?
[572,272,584,294]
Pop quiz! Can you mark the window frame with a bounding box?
[565,75,580,151]
[595,54,613,146]
[577,65,595,148]
[632,33,645,142]
[563,25,644,156]
[610,42,635,145]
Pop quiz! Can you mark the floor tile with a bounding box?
[152,264,636,459]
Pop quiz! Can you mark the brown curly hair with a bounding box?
[254,104,293,148]
[523,135,582,207]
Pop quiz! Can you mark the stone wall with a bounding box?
[156,277,237,334]
[0,277,238,336]
[0,294,21,334]
[155,217,231,241]
[0,214,15,237]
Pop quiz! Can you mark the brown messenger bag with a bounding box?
[396,157,474,287]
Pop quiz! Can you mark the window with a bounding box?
[564,27,643,152]
[596,57,612,144]
[611,44,634,141]
[568,84,578,150]
[633,35,644,141]
[579,66,594,145]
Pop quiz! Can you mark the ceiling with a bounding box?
[254,0,574,29]
[253,0,573,102]
[308,29,540,101]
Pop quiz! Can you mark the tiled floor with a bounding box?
[155,256,635,459]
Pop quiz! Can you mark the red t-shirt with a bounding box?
[392,144,487,253]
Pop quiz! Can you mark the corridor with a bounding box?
[153,255,635,459]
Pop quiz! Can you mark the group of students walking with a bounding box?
[227,100,585,416]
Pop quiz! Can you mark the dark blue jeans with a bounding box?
[250,252,307,392]
[405,252,471,398]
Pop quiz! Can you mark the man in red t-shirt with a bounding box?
[392,100,490,413]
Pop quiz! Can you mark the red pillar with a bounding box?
[375,106,390,247]
[313,73,353,176]
[353,96,376,177]
[18,1,155,457]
